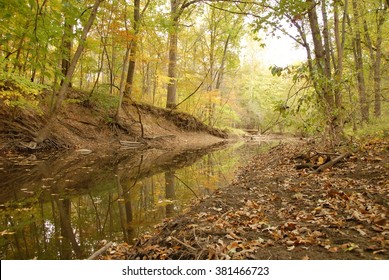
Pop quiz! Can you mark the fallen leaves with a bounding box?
[99,139,389,260]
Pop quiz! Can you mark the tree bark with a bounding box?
[352,0,369,123]
[321,0,332,81]
[61,0,73,87]
[124,0,140,97]
[166,0,179,109]
[373,6,385,117]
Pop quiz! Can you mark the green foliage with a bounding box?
[0,74,46,112]
[347,114,389,140]
[87,87,119,112]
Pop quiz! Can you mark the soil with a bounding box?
[0,89,228,155]
[99,138,389,260]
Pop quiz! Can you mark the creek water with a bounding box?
[0,141,276,259]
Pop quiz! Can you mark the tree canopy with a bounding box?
[1,0,388,142]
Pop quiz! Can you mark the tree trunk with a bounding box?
[321,0,332,81]
[165,171,176,217]
[124,0,140,97]
[61,0,73,87]
[333,0,348,108]
[352,0,369,123]
[215,34,230,90]
[166,0,179,109]
[307,0,344,142]
[373,7,385,117]
[115,43,131,120]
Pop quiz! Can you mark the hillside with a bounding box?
[0,84,228,154]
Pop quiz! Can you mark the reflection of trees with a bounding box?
[55,198,82,259]
[165,170,176,217]
[3,142,256,259]
[116,168,133,244]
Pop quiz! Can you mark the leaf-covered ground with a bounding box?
[99,138,389,260]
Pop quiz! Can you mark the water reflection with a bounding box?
[0,141,275,259]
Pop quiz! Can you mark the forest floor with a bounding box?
[100,137,389,260]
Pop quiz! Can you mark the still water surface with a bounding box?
[0,141,275,259]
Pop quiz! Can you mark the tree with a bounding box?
[35,0,103,143]
[115,0,150,120]
[166,0,202,109]
[351,0,369,123]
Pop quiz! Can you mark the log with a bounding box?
[87,241,113,260]
[143,135,176,140]
[119,140,142,146]
[314,152,351,173]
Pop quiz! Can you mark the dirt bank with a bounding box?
[0,88,228,154]
[99,138,389,260]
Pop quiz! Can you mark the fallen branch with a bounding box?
[314,152,351,173]
[87,241,113,260]
[170,236,197,252]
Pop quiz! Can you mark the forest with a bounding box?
[0,0,387,141]
[0,0,388,260]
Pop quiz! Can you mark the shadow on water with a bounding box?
[0,140,277,259]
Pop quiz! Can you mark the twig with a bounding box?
[170,236,197,252]
[213,210,232,227]
[174,175,199,198]
[87,241,113,260]
[171,67,212,111]
[315,151,341,156]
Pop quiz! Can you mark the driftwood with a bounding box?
[87,241,113,260]
[314,152,351,173]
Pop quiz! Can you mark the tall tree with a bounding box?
[61,0,74,87]
[116,0,150,120]
[352,0,369,123]
[35,0,103,143]
[166,0,201,109]
[124,0,141,97]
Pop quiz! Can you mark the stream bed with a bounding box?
[0,141,277,259]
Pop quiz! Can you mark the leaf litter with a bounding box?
[99,138,389,260]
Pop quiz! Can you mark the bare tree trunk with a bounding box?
[215,34,230,90]
[321,0,332,81]
[352,0,369,123]
[61,0,73,87]
[333,0,348,108]
[115,42,131,120]
[373,3,386,117]
[166,0,179,109]
[373,13,384,117]
[124,0,140,97]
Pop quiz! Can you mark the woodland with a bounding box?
[0,0,389,260]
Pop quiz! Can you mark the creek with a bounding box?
[0,141,276,259]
